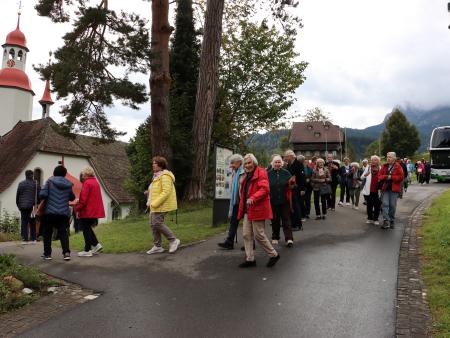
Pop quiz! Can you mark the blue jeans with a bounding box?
[382,191,398,223]
[225,204,240,245]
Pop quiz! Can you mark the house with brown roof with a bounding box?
[289,121,346,160]
[0,118,135,222]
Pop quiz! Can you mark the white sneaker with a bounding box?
[352,204,355,209]
[301,218,306,222]
[338,201,344,206]
[21,241,28,245]
[147,246,165,255]
[366,220,374,224]
[354,206,359,210]
[30,240,37,245]
[374,220,380,226]
[92,243,103,254]
[346,202,351,206]
[78,251,93,257]
[271,239,279,245]
[168,239,181,254]
[286,240,293,247]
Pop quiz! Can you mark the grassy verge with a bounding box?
[67,206,228,253]
[0,255,60,314]
[420,189,450,337]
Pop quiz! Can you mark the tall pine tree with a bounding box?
[381,108,421,158]
[169,0,200,194]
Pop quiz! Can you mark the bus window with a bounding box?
[431,128,450,148]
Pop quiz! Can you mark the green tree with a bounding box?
[212,20,307,150]
[381,108,420,158]
[125,116,152,210]
[303,107,331,122]
[169,0,200,194]
[365,140,381,158]
[35,0,151,139]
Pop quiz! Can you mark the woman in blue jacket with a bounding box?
[39,166,75,261]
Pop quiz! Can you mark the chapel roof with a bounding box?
[0,118,134,204]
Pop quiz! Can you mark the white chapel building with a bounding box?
[0,15,134,222]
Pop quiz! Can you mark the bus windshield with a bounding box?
[431,128,450,148]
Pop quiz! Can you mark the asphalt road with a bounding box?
[1,182,447,338]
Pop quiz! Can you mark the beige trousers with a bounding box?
[243,214,277,262]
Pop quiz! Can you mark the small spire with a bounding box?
[17,1,22,29]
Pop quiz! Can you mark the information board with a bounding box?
[214,146,233,200]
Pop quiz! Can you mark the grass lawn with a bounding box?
[420,189,450,338]
[66,206,228,254]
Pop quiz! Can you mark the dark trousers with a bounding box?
[80,218,99,252]
[340,182,350,203]
[271,203,293,241]
[314,191,328,216]
[366,192,381,221]
[304,185,313,216]
[327,182,338,209]
[20,209,36,241]
[291,186,303,228]
[225,204,240,245]
[43,214,70,256]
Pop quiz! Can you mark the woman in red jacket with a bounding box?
[75,167,105,257]
[378,152,404,229]
[238,154,280,268]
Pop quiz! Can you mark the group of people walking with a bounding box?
[16,150,423,266]
[216,149,414,267]
[16,166,105,260]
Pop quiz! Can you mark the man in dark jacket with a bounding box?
[284,150,306,230]
[16,170,39,244]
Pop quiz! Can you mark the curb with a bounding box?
[395,197,436,337]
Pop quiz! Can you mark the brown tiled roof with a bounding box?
[289,121,344,144]
[0,118,134,204]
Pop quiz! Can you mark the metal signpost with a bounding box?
[212,145,233,226]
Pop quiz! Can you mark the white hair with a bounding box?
[271,155,283,167]
[387,152,397,159]
[351,162,360,168]
[229,154,243,164]
[362,159,368,163]
[370,155,380,162]
[284,149,295,157]
[244,153,258,166]
[297,154,305,162]
[316,158,325,164]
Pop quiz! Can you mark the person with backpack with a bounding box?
[378,152,404,229]
[39,166,75,261]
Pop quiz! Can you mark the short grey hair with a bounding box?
[229,154,243,164]
[81,167,95,177]
[316,158,325,164]
[271,155,283,167]
[362,159,368,164]
[284,149,295,157]
[351,162,360,168]
[297,154,305,162]
[387,152,397,159]
[244,153,258,166]
[370,155,380,162]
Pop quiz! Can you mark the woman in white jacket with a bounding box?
[361,159,370,203]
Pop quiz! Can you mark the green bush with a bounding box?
[0,210,20,236]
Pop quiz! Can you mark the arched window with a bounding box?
[33,168,43,187]
[112,205,121,220]
[17,50,23,61]
[8,48,15,60]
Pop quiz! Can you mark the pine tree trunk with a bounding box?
[150,0,173,160]
[185,0,225,200]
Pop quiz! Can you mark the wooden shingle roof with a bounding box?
[0,118,134,204]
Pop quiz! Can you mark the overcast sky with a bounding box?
[1,0,450,140]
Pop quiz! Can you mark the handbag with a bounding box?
[36,181,50,218]
[320,184,332,196]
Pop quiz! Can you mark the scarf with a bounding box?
[229,165,243,217]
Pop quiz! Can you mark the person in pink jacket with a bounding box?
[74,167,105,257]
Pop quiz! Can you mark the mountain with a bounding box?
[246,106,450,159]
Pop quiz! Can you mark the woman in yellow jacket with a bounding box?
[146,156,180,255]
